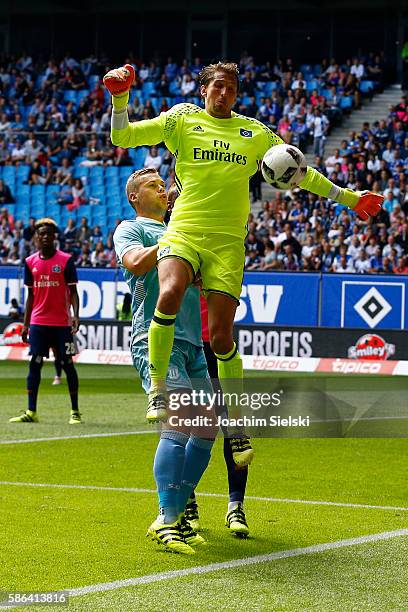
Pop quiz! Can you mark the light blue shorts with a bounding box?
[132,338,213,395]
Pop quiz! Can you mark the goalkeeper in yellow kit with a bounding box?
[105,61,383,467]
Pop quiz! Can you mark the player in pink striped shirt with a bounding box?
[9,218,81,424]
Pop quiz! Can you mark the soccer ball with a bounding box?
[261,144,307,190]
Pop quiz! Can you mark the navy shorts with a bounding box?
[29,325,77,360]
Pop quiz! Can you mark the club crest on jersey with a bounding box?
[193,125,204,132]
[52,265,61,273]
[159,246,170,257]
[240,128,252,138]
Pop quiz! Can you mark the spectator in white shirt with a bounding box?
[325,149,344,174]
[354,250,371,273]
[350,58,365,80]
[333,254,355,273]
[144,146,163,171]
[181,74,196,97]
[347,236,361,260]
[382,235,402,259]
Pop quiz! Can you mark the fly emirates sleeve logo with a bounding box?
[193,139,248,165]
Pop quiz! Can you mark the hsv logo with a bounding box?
[348,334,395,361]
[353,287,392,328]
[52,265,61,273]
[240,128,252,138]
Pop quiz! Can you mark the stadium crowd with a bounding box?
[0,51,406,273]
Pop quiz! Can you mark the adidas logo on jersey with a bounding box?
[192,125,204,132]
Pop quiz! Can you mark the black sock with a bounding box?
[54,360,62,378]
[224,436,248,503]
[62,360,79,412]
[27,356,43,412]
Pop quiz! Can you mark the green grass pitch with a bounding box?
[0,360,407,610]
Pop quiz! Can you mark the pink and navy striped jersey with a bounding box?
[24,250,78,326]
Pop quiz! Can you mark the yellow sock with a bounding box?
[148,309,176,393]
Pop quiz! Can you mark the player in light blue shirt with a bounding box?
[113,168,216,555]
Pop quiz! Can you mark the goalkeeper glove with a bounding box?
[103,64,135,96]
[350,191,384,221]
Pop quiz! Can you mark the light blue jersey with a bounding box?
[113,216,202,348]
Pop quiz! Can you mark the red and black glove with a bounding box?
[103,64,135,96]
[352,191,384,221]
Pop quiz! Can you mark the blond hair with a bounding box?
[35,217,58,231]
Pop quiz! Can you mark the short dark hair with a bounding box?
[199,62,239,89]
[35,218,57,232]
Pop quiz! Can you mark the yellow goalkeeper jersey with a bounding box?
[111,103,283,239]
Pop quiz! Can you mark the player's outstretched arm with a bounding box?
[104,64,166,149]
[299,166,384,220]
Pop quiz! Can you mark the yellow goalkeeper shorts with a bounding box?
[157,230,245,302]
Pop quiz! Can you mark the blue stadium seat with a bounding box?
[306,79,319,92]
[90,173,104,184]
[64,91,77,103]
[300,64,313,75]
[3,167,16,181]
[16,184,30,195]
[105,166,120,178]
[340,96,353,110]
[313,64,322,76]
[16,165,30,181]
[142,82,156,96]
[32,184,46,196]
[360,80,374,94]
[76,90,90,103]
[88,75,100,89]
[256,81,266,91]
[73,166,89,179]
[169,81,181,96]
[90,166,104,177]
[263,82,277,95]
[47,185,60,196]
[5,204,16,216]
[30,202,46,216]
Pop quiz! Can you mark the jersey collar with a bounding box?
[136,216,166,226]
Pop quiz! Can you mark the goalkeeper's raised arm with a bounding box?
[104,64,166,149]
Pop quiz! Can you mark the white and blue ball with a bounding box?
[261,144,307,190]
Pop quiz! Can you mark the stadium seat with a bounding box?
[105,166,120,178]
[16,184,30,194]
[340,96,353,110]
[16,165,30,181]
[64,91,77,103]
[306,79,319,92]
[142,82,156,96]
[76,90,90,103]
[300,64,313,76]
[360,80,374,94]
[5,204,16,216]
[263,82,277,95]
[31,186,46,200]
[3,167,16,181]
[88,75,100,89]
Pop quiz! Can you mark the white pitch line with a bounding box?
[0,430,157,445]
[1,481,407,512]
[67,529,408,596]
[2,412,407,445]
